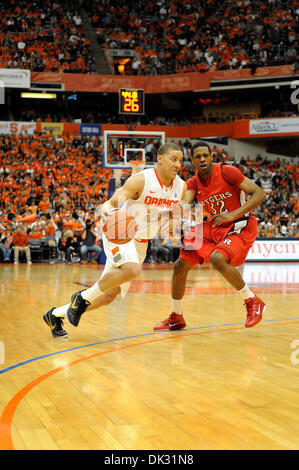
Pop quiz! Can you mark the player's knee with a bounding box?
[174,257,191,276]
[210,251,227,270]
[123,262,141,280]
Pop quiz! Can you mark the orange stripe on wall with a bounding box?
[63,123,80,135]
[10,119,299,139]
[30,66,293,93]
[191,122,233,138]
[232,119,249,139]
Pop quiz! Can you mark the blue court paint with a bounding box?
[0,316,298,376]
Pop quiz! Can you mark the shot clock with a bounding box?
[119,89,145,115]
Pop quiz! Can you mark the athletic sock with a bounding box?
[238,285,255,301]
[172,299,183,315]
[52,303,70,318]
[81,282,103,303]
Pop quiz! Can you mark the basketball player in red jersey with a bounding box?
[154,142,267,331]
[43,143,186,337]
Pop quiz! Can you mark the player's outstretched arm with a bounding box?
[182,186,196,205]
[175,185,196,219]
[102,173,145,218]
[160,183,192,236]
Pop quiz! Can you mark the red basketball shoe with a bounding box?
[244,296,265,328]
[153,312,186,331]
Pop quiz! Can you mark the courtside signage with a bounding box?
[80,123,101,135]
[0,121,36,135]
[242,263,299,284]
[246,240,299,261]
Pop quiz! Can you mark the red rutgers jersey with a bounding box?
[182,163,258,267]
[187,163,250,227]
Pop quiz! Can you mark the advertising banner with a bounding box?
[80,123,101,136]
[0,121,36,135]
[40,122,64,136]
[246,239,299,261]
[31,72,210,93]
[30,65,294,94]
[249,118,299,135]
[0,68,30,88]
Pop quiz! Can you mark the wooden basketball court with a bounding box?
[0,261,298,450]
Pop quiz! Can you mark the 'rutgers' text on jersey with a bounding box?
[187,163,250,227]
[123,168,185,240]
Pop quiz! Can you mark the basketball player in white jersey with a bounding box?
[43,143,186,337]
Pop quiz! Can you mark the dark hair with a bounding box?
[157,143,181,156]
[191,141,211,157]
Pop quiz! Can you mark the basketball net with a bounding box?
[129,160,145,175]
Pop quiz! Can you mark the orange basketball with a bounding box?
[103,210,137,244]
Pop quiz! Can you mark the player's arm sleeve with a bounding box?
[221,165,245,186]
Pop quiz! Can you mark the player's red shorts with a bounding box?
[180,215,258,267]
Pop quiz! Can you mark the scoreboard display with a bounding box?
[119,88,145,115]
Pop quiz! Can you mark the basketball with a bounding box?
[103,210,137,244]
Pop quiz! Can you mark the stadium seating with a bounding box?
[2,0,297,76]
[83,0,299,75]
[0,2,298,265]
[0,0,96,73]
[0,0,299,75]
[0,134,298,261]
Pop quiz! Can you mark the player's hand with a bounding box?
[209,211,236,226]
[101,203,117,224]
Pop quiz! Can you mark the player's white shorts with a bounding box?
[101,234,148,298]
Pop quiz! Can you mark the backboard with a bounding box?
[103,130,165,170]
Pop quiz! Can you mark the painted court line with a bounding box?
[1,316,299,376]
[0,319,299,450]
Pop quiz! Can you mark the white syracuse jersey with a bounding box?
[122,168,185,240]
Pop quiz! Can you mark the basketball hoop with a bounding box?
[103,130,165,169]
[129,160,145,175]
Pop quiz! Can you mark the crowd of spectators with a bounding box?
[0,0,298,77]
[85,0,299,76]
[0,133,298,264]
[0,0,96,73]
[0,133,111,215]
[17,105,193,127]
[15,104,277,127]
[236,154,299,238]
[204,146,299,239]
[0,132,111,263]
